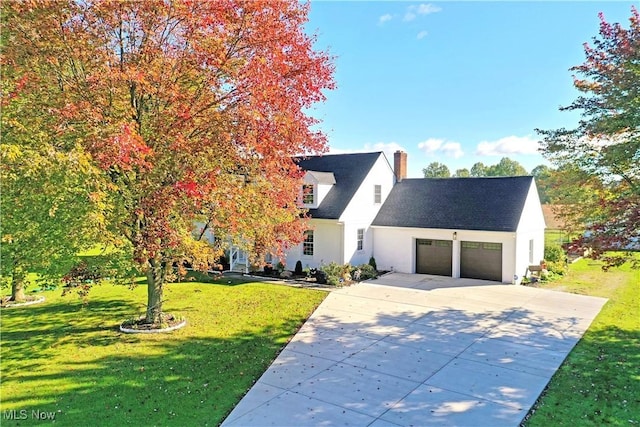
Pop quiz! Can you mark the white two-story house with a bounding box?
[284,151,546,284]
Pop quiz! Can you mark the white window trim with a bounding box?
[356,228,364,251]
[303,230,314,256]
[374,184,382,204]
[302,184,315,205]
[529,239,534,264]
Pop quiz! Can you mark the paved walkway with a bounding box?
[222,274,607,426]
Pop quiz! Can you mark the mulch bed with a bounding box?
[119,313,186,334]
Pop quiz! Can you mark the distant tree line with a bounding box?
[421,157,564,204]
[422,157,529,179]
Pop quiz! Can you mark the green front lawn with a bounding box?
[0,279,326,425]
[525,255,640,425]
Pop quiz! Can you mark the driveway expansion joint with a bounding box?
[222,274,607,427]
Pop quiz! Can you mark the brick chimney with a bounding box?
[394,150,407,182]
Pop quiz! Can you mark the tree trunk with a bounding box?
[145,258,164,324]
[11,271,26,302]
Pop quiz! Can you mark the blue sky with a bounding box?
[305,1,637,178]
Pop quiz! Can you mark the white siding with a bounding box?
[316,183,333,206]
[340,154,395,266]
[373,226,517,283]
[343,223,374,266]
[514,179,546,284]
[284,219,343,270]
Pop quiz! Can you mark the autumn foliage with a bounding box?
[538,7,639,269]
[2,0,334,321]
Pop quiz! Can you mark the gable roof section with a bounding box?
[372,176,534,232]
[295,152,382,219]
[306,170,336,185]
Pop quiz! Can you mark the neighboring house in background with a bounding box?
[286,151,546,285]
[541,204,569,231]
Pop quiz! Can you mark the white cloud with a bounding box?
[475,135,541,156]
[418,138,464,158]
[417,4,442,15]
[416,30,428,40]
[326,146,352,155]
[441,142,464,158]
[404,11,417,22]
[404,3,441,21]
[364,142,406,160]
[378,13,392,24]
[328,142,406,162]
[418,138,443,154]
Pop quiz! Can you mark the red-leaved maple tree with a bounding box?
[3,0,334,323]
[538,6,639,269]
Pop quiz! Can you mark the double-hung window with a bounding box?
[303,230,314,256]
[302,184,314,204]
[356,228,364,251]
[374,185,382,204]
[529,239,534,264]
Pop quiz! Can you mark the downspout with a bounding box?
[370,226,374,262]
[339,222,344,264]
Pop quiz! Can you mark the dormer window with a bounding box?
[302,184,315,205]
[301,170,335,208]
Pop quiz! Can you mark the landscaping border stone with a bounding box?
[1,296,46,308]
[119,318,187,334]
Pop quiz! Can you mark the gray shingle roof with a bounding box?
[295,152,383,219]
[372,176,534,232]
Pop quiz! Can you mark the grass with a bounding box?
[524,255,640,425]
[545,229,576,246]
[0,277,327,425]
[3,247,637,426]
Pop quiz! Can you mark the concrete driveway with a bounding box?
[222,273,607,426]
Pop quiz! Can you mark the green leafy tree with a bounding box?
[454,168,470,177]
[0,141,108,302]
[470,162,487,177]
[0,36,112,302]
[531,164,553,203]
[422,162,451,178]
[485,157,528,177]
[538,7,639,268]
[3,0,334,322]
[546,165,606,233]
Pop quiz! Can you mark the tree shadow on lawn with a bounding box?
[1,297,142,363]
[178,270,253,286]
[0,281,321,426]
[524,324,640,426]
[0,320,308,426]
[2,286,632,427]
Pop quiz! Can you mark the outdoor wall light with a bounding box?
[453,232,457,240]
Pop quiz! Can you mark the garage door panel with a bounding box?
[460,241,502,281]
[416,239,452,276]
